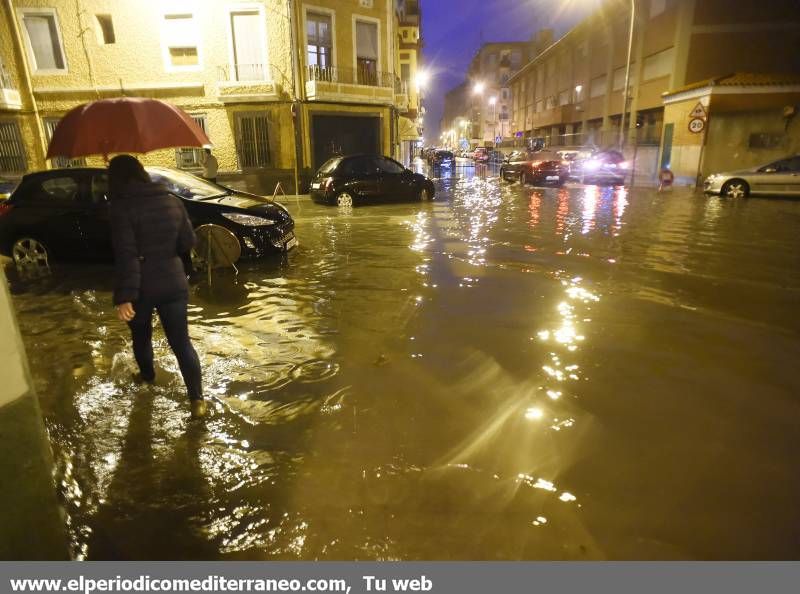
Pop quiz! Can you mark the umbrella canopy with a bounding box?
[46,97,210,160]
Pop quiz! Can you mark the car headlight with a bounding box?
[221,212,276,226]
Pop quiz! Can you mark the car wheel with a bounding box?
[336,192,354,207]
[500,168,508,182]
[518,171,526,185]
[721,179,749,198]
[12,237,50,270]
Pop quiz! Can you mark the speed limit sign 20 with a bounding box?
[688,117,705,133]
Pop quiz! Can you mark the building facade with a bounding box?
[396,0,423,163]
[509,0,800,183]
[0,0,420,192]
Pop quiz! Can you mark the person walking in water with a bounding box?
[109,155,207,419]
[200,148,218,183]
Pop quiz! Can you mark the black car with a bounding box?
[500,150,567,185]
[430,150,455,169]
[0,167,296,267]
[309,154,435,207]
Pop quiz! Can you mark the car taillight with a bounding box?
[324,177,334,192]
[0,202,13,218]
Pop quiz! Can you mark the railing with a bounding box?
[217,63,272,83]
[306,65,395,89]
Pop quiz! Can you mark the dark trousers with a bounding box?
[128,297,203,400]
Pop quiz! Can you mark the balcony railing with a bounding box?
[217,63,272,83]
[306,65,395,89]
[1,63,15,90]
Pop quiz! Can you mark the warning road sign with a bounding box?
[690,102,707,119]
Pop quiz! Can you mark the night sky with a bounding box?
[421,0,604,141]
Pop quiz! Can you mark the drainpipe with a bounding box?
[5,0,49,169]
[74,0,99,99]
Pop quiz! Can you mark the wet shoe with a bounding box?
[132,372,155,385]
[190,399,208,419]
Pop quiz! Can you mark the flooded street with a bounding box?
[7,161,800,560]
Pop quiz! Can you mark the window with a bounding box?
[535,100,543,113]
[400,52,410,60]
[162,13,199,70]
[355,20,379,85]
[488,53,497,68]
[612,65,637,91]
[650,0,667,18]
[558,90,570,106]
[377,157,404,174]
[545,95,556,109]
[400,63,410,83]
[235,112,271,168]
[501,89,508,100]
[176,115,207,169]
[642,47,674,81]
[511,51,522,68]
[95,14,115,45]
[38,176,79,202]
[43,118,86,168]
[590,75,607,98]
[748,133,786,150]
[343,156,377,176]
[230,9,266,81]
[402,29,408,39]
[21,10,66,72]
[307,11,333,73]
[0,120,26,174]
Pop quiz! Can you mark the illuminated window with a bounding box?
[643,47,674,81]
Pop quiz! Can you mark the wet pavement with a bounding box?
[7,160,800,560]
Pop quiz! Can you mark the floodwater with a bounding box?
[7,160,800,560]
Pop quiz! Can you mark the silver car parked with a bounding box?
[704,155,800,198]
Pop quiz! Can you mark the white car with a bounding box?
[704,155,800,198]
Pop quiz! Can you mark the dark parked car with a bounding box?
[309,154,435,207]
[430,150,455,169]
[0,167,296,267]
[500,150,568,185]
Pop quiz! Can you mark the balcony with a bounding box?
[394,79,409,111]
[531,103,583,129]
[0,67,22,111]
[216,64,281,103]
[305,65,396,105]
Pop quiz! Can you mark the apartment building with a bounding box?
[396,0,423,163]
[0,0,417,190]
[509,0,800,183]
[465,40,534,145]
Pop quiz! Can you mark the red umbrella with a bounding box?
[46,97,210,160]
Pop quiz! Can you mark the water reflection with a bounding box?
[8,171,800,559]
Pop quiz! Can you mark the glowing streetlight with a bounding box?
[473,81,485,94]
[488,96,497,106]
[415,69,430,90]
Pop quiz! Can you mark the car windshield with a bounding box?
[146,168,230,200]
[318,158,342,176]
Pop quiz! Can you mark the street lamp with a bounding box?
[473,81,485,94]
[415,69,429,92]
[618,0,635,151]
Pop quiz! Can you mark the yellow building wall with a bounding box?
[662,95,707,182]
[3,0,296,175]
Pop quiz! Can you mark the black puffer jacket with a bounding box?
[110,181,196,305]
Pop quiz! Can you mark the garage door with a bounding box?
[311,115,381,172]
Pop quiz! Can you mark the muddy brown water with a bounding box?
[7,163,800,559]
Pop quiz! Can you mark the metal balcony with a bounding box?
[0,65,22,111]
[305,65,396,105]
